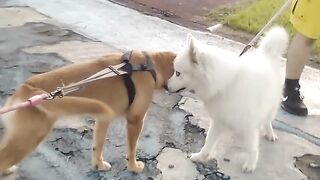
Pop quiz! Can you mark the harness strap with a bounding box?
[123,74,136,106]
[121,51,135,105]
[141,51,157,82]
[120,51,157,106]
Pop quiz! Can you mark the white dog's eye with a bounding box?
[175,71,181,77]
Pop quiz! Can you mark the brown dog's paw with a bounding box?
[128,161,145,173]
[0,165,17,176]
[93,161,111,171]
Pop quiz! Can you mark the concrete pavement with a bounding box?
[0,0,319,179]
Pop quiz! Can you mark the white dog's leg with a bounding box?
[263,109,278,142]
[264,122,278,142]
[190,122,223,162]
[242,129,259,173]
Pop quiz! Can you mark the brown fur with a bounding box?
[0,51,175,175]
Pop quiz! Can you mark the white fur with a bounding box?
[168,27,289,173]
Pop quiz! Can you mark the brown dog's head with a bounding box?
[150,51,176,89]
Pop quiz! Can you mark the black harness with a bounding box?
[119,51,157,106]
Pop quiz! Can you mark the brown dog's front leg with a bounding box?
[126,114,145,173]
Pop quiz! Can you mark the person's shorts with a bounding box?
[290,0,320,39]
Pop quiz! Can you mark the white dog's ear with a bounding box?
[186,33,199,65]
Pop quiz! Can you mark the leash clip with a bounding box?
[47,87,64,100]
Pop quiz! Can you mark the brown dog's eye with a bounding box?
[176,71,181,77]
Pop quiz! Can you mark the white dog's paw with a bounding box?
[265,132,278,142]
[242,160,257,173]
[189,152,208,162]
[208,152,218,160]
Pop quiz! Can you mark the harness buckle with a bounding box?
[141,64,148,70]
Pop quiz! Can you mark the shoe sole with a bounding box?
[280,103,308,116]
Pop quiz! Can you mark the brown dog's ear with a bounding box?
[186,33,198,65]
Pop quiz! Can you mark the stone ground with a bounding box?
[0,0,319,180]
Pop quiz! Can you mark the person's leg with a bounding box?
[281,0,320,116]
[281,33,314,116]
[286,33,314,79]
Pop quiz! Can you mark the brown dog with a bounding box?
[0,51,175,175]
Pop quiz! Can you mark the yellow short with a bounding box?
[290,0,320,39]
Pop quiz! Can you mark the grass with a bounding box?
[208,0,320,54]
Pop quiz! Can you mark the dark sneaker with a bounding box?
[281,84,308,116]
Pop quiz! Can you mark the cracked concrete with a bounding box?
[156,148,199,180]
[178,95,320,180]
[0,12,216,178]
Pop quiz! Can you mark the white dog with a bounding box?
[167,27,289,173]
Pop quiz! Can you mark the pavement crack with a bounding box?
[137,141,177,162]
[195,160,230,180]
[0,90,13,96]
[1,65,19,69]
[54,148,76,156]
[49,137,63,142]
[171,94,184,109]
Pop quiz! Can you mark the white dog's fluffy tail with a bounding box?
[258,26,289,58]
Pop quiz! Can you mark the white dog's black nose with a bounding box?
[164,84,169,91]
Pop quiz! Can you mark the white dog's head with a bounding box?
[167,33,208,94]
[167,33,235,99]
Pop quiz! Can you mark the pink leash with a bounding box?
[0,94,49,115]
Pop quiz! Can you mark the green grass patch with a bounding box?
[208,0,320,54]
